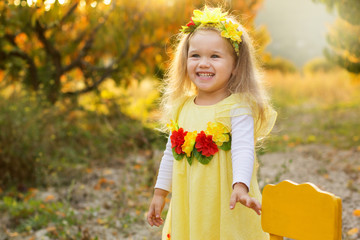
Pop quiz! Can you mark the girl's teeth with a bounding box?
[198,73,214,76]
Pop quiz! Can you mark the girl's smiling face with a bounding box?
[187,30,236,101]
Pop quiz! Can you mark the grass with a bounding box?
[262,70,360,152]
[265,70,359,108]
[0,192,85,239]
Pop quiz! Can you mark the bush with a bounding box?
[0,93,47,187]
[262,56,298,74]
[0,91,165,189]
[303,57,338,73]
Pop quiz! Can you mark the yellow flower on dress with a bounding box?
[167,120,179,132]
[205,122,229,146]
[182,131,197,157]
[221,21,243,43]
[192,6,227,24]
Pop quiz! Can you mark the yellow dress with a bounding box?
[162,94,277,240]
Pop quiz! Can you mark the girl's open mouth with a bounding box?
[197,72,215,78]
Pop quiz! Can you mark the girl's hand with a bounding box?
[147,188,169,227]
[229,182,262,215]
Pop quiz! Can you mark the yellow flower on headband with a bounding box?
[192,6,227,24]
[180,6,243,55]
[221,21,243,43]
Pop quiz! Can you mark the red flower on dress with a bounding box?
[195,131,219,157]
[167,233,171,239]
[170,128,188,154]
[186,18,195,27]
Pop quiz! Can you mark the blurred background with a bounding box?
[0,0,359,239]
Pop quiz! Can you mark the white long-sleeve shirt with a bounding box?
[154,114,254,192]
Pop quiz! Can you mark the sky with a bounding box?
[255,0,336,67]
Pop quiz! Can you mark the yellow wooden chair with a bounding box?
[261,180,342,240]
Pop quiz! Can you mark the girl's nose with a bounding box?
[199,57,210,68]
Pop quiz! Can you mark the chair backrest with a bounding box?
[261,180,342,240]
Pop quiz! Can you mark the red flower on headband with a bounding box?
[170,128,187,154]
[195,131,218,157]
[186,18,195,27]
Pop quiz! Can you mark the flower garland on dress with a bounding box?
[180,6,243,55]
[167,120,231,165]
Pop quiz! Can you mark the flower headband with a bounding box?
[180,6,243,55]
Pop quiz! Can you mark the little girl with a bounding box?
[147,6,277,240]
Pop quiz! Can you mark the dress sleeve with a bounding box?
[231,114,254,191]
[255,106,277,141]
[154,136,173,192]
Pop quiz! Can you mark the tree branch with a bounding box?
[35,21,62,74]
[131,42,160,62]
[117,5,147,59]
[59,1,79,26]
[2,33,40,90]
[4,33,17,46]
[7,50,39,90]
[62,8,112,74]
[63,63,117,96]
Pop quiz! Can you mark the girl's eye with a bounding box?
[211,54,220,58]
[190,54,200,58]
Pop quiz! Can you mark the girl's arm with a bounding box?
[231,114,254,191]
[148,136,173,227]
[154,136,173,191]
[229,114,261,215]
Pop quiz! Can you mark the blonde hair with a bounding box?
[160,7,272,138]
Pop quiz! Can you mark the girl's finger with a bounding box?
[152,215,163,227]
[244,197,252,208]
[239,195,248,206]
[248,199,256,208]
[147,214,154,226]
[155,204,162,219]
[154,217,164,227]
[256,201,262,215]
[254,207,261,215]
[250,200,261,215]
[147,215,154,226]
[229,193,237,209]
[147,207,155,226]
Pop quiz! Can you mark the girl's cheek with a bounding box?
[187,61,195,69]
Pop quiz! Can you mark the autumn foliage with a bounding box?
[0,0,268,103]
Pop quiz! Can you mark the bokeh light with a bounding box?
[104,0,111,5]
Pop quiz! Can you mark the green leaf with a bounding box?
[194,148,213,165]
[219,133,231,151]
[186,154,193,165]
[172,147,184,161]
